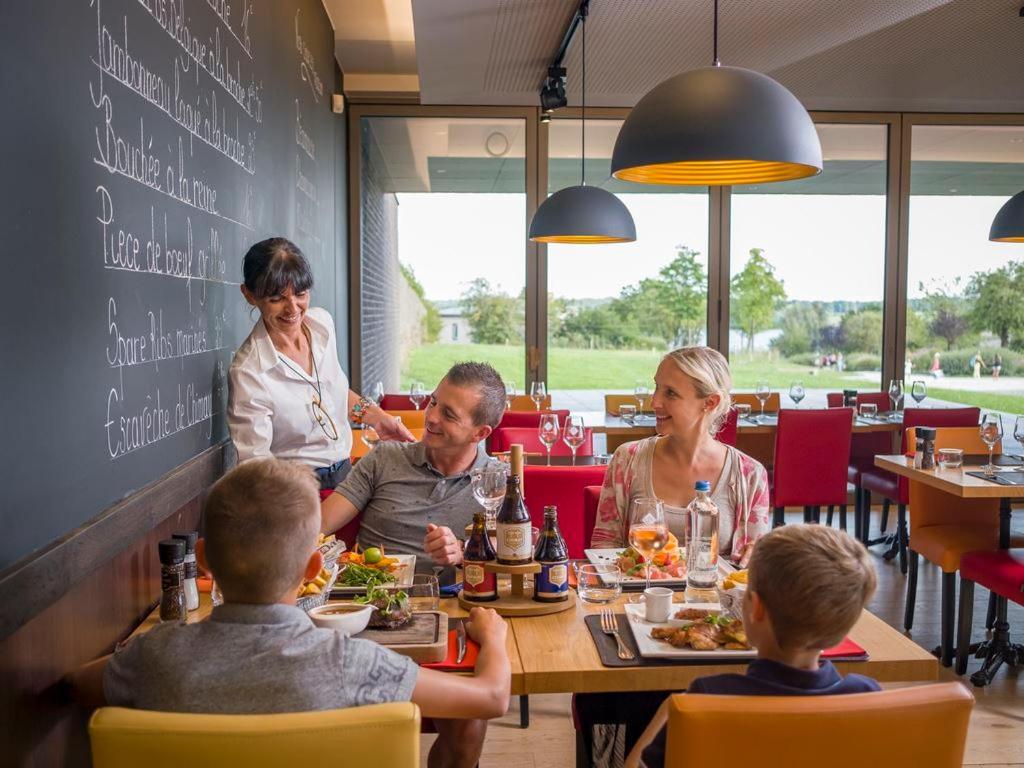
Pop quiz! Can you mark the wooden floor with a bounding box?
[422,508,1024,767]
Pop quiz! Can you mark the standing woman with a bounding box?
[228,238,412,490]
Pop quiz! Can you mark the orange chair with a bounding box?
[384,409,426,429]
[350,428,424,461]
[904,426,1024,666]
[731,391,781,414]
[654,684,973,768]
[604,394,653,415]
[508,394,552,411]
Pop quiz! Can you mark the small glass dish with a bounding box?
[575,563,622,604]
[937,448,964,469]
[619,404,637,425]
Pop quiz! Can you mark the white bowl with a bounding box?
[308,603,374,634]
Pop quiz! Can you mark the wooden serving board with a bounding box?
[354,611,448,663]
[459,581,575,617]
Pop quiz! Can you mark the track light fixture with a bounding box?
[539,66,567,112]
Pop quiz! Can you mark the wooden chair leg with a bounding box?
[772,506,785,528]
[839,505,847,531]
[940,572,956,668]
[520,694,529,728]
[985,591,997,630]
[904,549,918,631]
[956,578,975,675]
[897,504,908,575]
[826,505,834,526]
[881,498,891,533]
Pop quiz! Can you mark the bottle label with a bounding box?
[497,523,532,562]
[462,563,497,599]
[535,561,569,600]
[161,569,181,591]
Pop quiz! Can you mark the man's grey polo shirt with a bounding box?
[334,442,496,579]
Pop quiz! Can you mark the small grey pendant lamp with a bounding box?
[989,190,1024,242]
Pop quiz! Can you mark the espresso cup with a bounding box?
[643,586,674,623]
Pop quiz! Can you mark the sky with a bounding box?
[395,192,1022,305]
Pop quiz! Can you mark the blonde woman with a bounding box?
[591,347,770,565]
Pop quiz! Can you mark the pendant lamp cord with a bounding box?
[580,1,587,186]
[712,0,720,66]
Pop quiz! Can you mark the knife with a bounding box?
[455,620,467,664]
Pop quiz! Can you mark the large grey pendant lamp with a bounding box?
[529,1,636,244]
[610,0,822,186]
[989,190,1024,242]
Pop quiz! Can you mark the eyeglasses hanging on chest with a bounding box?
[276,326,339,441]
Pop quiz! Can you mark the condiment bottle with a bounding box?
[918,427,937,470]
[533,506,569,603]
[172,531,200,611]
[158,539,187,624]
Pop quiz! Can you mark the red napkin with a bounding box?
[422,629,479,670]
[822,637,868,659]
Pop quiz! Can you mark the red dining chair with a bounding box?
[380,394,418,410]
[522,466,608,558]
[491,426,594,458]
[583,485,602,547]
[771,409,853,529]
[320,489,362,551]
[497,409,571,429]
[715,407,738,447]
[860,407,980,572]
[956,549,1024,680]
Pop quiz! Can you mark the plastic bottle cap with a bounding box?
[694,480,711,492]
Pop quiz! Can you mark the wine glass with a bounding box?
[470,464,507,529]
[504,382,517,411]
[911,380,927,407]
[634,382,650,413]
[538,413,560,466]
[360,426,380,451]
[368,380,385,405]
[530,381,547,412]
[754,381,771,420]
[409,381,427,410]
[628,497,668,596]
[562,415,586,466]
[979,413,1003,476]
[888,379,904,420]
[788,381,805,408]
[1015,416,1024,454]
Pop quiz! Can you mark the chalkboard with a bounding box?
[0,0,343,572]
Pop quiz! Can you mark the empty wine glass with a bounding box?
[368,380,385,405]
[628,497,668,596]
[530,381,547,411]
[360,426,380,451]
[788,381,805,408]
[504,382,517,411]
[562,415,586,466]
[409,381,427,410]
[634,382,650,413]
[911,380,927,407]
[980,413,1003,476]
[888,379,904,420]
[538,413,560,466]
[470,464,507,529]
[1015,416,1024,452]
[755,381,771,420]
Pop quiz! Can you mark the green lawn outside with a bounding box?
[928,388,1024,415]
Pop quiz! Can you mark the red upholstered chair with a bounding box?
[491,426,594,458]
[715,407,738,447]
[771,409,853,528]
[380,394,418,410]
[583,485,602,548]
[860,407,980,572]
[319,489,362,551]
[497,409,571,429]
[956,549,1024,678]
[522,466,608,558]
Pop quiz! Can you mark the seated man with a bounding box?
[626,524,879,768]
[68,458,510,768]
[321,362,506,582]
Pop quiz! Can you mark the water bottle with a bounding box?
[685,481,719,602]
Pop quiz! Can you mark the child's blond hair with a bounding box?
[203,458,320,603]
[748,525,876,651]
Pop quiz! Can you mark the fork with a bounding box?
[600,608,635,660]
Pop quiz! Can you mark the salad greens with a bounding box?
[339,562,397,588]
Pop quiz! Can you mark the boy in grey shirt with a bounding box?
[70,458,510,768]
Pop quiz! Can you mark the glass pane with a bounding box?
[359,117,526,392]
[729,124,888,407]
[906,124,1024,416]
[546,118,709,404]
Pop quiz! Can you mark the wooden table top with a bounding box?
[135,590,936,696]
[875,454,1024,499]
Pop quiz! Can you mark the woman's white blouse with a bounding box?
[228,307,353,468]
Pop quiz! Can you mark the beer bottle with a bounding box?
[462,510,498,602]
[533,505,569,603]
[496,473,532,565]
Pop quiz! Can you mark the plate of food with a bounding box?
[585,534,686,585]
[623,602,756,659]
[331,546,416,595]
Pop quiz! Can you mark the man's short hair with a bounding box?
[748,524,876,651]
[444,361,506,428]
[203,458,320,603]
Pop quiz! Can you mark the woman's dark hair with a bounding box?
[242,238,314,299]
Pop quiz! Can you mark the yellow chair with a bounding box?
[604,394,653,415]
[508,394,551,411]
[351,428,424,461]
[385,409,426,429]
[90,703,421,768]
[730,391,781,413]
[659,684,972,768]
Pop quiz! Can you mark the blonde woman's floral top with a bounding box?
[591,437,771,563]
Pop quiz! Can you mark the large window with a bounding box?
[545,118,709,395]
[905,124,1024,415]
[359,116,527,391]
[729,124,889,404]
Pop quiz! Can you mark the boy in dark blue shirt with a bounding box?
[628,524,880,768]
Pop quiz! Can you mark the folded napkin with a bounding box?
[422,628,479,671]
[822,637,868,659]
